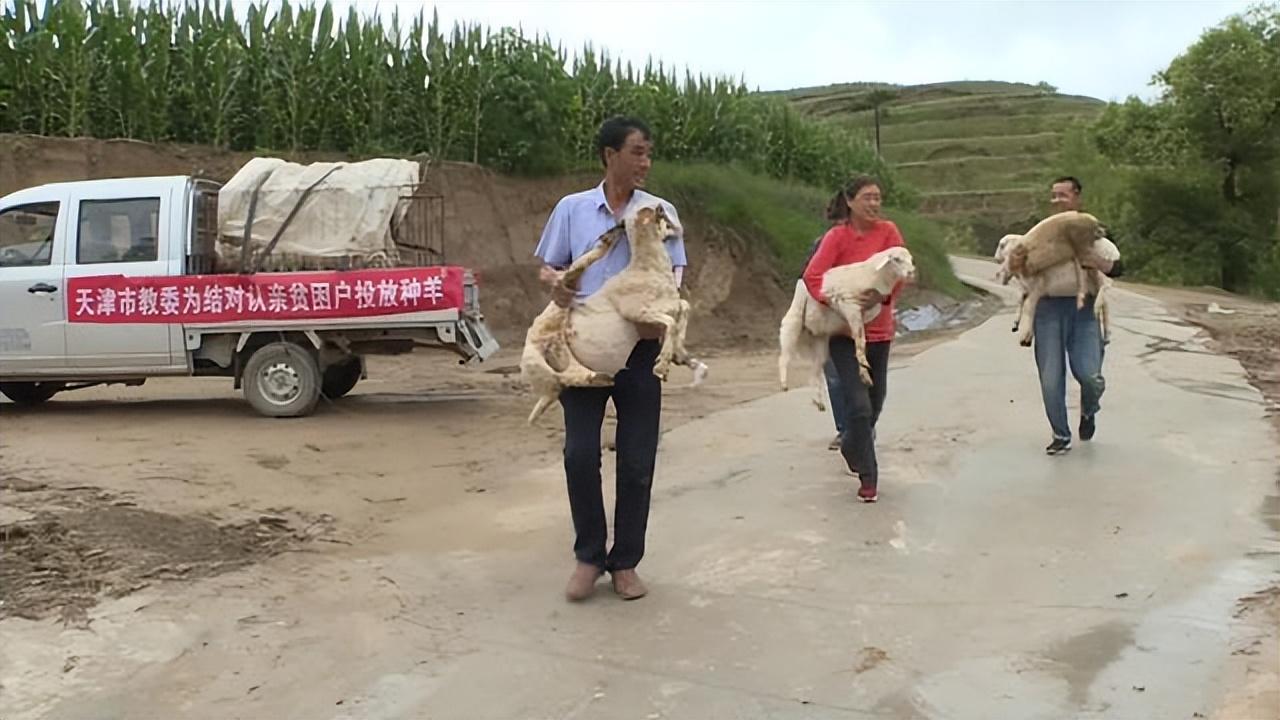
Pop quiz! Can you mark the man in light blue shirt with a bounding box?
[533,116,686,603]
[534,187,686,301]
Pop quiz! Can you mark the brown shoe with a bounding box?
[565,562,602,602]
[610,568,648,601]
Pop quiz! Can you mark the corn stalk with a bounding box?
[0,0,900,197]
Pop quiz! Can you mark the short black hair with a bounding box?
[1052,176,1082,194]
[596,116,651,167]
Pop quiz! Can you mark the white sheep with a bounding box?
[1000,211,1107,346]
[996,220,1118,346]
[777,246,916,410]
[520,203,707,425]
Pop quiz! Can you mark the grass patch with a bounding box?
[885,211,971,298]
[648,162,969,298]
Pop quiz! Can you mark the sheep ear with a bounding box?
[874,254,892,271]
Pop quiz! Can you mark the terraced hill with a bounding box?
[775,81,1108,241]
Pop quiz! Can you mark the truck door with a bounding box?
[0,200,67,371]
[62,184,175,370]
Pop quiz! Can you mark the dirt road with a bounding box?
[2,260,1277,719]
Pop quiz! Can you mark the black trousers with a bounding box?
[828,337,891,487]
[560,340,661,571]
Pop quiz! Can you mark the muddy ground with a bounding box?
[1134,283,1280,720]
[0,292,995,622]
[2,277,1276,718]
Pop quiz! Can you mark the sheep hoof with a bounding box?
[1019,337,1033,348]
[689,361,709,387]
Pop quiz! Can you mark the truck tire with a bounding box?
[242,341,321,418]
[321,356,362,399]
[0,381,64,406]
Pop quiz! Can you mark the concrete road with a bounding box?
[6,257,1277,719]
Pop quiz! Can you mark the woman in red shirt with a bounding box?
[801,176,905,503]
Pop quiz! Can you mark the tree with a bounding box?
[1101,3,1280,292]
[863,88,898,158]
[1156,7,1280,204]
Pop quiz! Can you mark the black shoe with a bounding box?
[1080,414,1096,441]
[1045,438,1072,455]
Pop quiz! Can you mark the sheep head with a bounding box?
[994,233,1022,263]
[624,202,681,244]
[874,246,916,284]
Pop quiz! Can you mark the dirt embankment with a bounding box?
[0,133,793,348]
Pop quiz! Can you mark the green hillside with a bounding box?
[775,81,1108,240]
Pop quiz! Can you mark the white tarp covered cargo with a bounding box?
[216,156,420,270]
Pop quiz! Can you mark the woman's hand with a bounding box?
[857,288,885,309]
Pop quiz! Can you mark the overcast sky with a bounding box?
[248,0,1257,101]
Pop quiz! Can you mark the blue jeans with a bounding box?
[1033,295,1105,441]
[824,358,847,434]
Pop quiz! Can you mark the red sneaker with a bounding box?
[857,486,878,503]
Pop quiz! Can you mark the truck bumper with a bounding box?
[458,315,500,362]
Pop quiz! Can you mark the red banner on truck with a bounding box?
[67,267,466,324]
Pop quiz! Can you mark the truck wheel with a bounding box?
[0,381,64,406]
[321,356,362,399]
[242,342,321,418]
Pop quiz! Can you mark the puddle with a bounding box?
[896,299,990,336]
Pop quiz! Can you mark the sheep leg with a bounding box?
[560,225,625,289]
[1012,289,1027,333]
[777,280,809,391]
[1098,295,1111,344]
[1095,278,1111,344]
[550,344,614,387]
[852,324,873,387]
[527,395,557,425]
[1017,283,1046,347]
[668,299,708,387]
[1073,260,1088,310]
[811,335,829,412]
[830,301,873,386]
[521,339,567,426]
[627,306,678,380]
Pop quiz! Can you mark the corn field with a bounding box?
[0,0,904,198]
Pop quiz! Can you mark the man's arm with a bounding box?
[1087,237,1122,278]
[533,199,576,307]
[1096,226,1123,278]
[662,200,688,287]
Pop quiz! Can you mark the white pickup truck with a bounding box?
[0,174,499,417]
